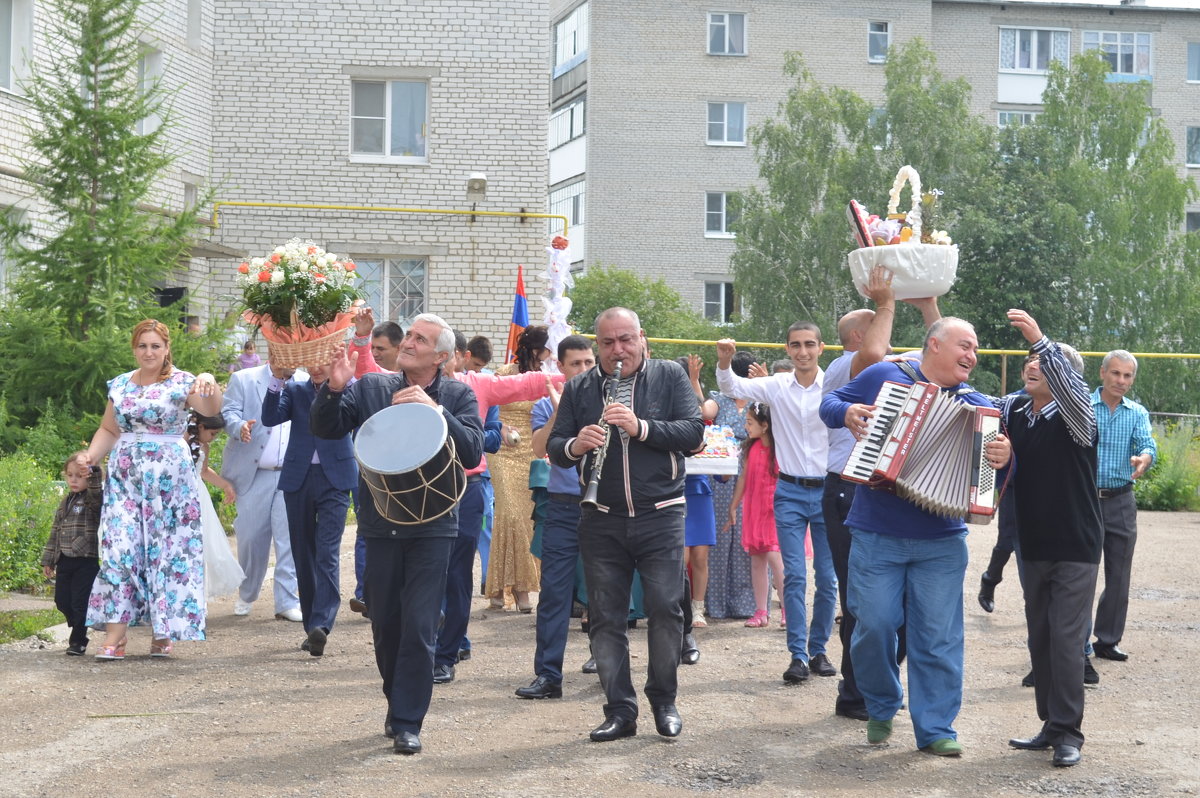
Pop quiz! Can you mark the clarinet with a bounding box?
[579,359,623,510]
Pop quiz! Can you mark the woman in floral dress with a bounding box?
[80,319,223,659]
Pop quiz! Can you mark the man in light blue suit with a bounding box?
[262,362,357,656]
[221,362,302,621]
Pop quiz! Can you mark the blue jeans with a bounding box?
[478,475,494,591]
[848,528,967,748]
[533,498,582,682]
[773,479,837,660]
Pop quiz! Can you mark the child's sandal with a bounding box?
[150,640,173,658]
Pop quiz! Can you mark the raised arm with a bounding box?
[715,338,774,402]
[1008,309,1094,447]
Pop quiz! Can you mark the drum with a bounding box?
[354,403,467,525]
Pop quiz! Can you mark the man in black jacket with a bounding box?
[312,313,483,756]
[547,307,704,742]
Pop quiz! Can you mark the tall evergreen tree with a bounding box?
[0,0,213,425]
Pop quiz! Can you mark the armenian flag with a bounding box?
[503,265,528,364]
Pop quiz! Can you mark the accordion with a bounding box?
[842,380,1000,523]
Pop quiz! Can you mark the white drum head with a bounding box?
[356,403,448,475]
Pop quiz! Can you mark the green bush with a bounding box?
[1134,422,1200,511]
[0,453,62,592]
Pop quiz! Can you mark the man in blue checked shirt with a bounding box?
[1089,350,1156,664]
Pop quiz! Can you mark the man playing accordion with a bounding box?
[819,317,1011,757]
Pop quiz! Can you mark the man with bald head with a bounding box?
[548,307,704,743]
[821,268,940,721]
[821,316,1011,757]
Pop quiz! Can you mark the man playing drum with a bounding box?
[312,313,484,756]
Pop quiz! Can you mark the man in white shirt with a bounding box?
[716,322,834,684]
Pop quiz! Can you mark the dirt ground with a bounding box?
[2,511,1198,798]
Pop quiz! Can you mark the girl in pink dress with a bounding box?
[724,403,785,628]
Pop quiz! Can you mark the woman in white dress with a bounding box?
[186,412,245,599]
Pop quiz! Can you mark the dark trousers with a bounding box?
[1023,558,1099,749]
[534,497,582,683]
[366,535,453,736]
[823,475,905,715]
[54,555,99,648]
[283,464,350,634]
[579,507,685,721]
[435,478,484,667]
[1094,489,1137,647]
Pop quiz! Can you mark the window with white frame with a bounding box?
[708,12,745,56]
[355,257,427,327]
[1188,127,1200,167]
[1083,30,1151,77]
[998,111,1039,127]
[554,3,589,76]
[351,80,428,162]
[549,181,585,235]
[187,0,203,48]
[1,0,33,93]
[1189,43,1200,82]
[868,107,891,150]
[707,101,745,145]
[999,28,1069,73]
[136,47,163,134]
[868,21,890,63]
[550,98,586,150]
[0,205,24,292]
[1187,211,1200,233]
[704,281,736,323]
[705,192,737,237]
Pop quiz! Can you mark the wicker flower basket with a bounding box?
[265,325,351,368]
[847,166,958,300]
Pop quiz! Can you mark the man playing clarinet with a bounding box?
[819,317,1011,757]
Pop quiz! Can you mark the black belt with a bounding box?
[1098,483,1133,500]
[258,465,282,472]
[467,475,483,485]
[548,491,581,505]
[778,473,824,488]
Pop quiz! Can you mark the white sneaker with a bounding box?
[233,600,252,616]
[274,607,303,622]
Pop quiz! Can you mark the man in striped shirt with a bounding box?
[1089,350,1156,663]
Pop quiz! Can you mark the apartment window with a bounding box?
[136,48,163,134]
[704,281,736,323]
[705,192,737,237]
[549,181,585,235]
[549,98,586,150]
[999,28,1069,73]
[707,101,745,145]
[708,12,745,56]
[554,3,589,76]
[1083,30,1151,77]
[868,107,891,150]
[1,0,33,93]
[187,0,203,48]
[998,111,1039,127]
[1188,127,1200,167]
[1189,43,1200,82]
[868,22,890,64]
[1187,212,1200,233]
[356,257,426,326]
[351,80,428,162]
[0,206,23,292]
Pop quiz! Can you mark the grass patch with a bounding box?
[0,608,66,644]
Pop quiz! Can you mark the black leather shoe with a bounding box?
[456,648,471,662]
[349,597,367,616]
[783,658,810,684]
[978,574,999,613]
[681,633,700,665]
[1093,643,1128,662]
[384,718,395,738]
[589,716,637,742]
[581,656,598,674]
[515,676,563,699]
[835,704,869,721]
[1009,731,1051,750]
[1053,744,1081,767]
[1021,669,1035,688]
[306,627,327,657]
[300,637,311,652]
[1083,656,1099,685]
[652,704,682,737]
[432,663,455,684]
[394,731,422,754]
[810,653,837,677]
